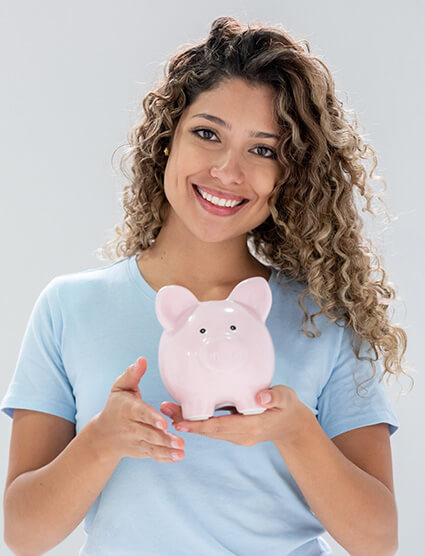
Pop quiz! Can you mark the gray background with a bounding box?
[1,1,423,554]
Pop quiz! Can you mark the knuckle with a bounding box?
[147,428,160,446]
[144,442,154,457]
[138,437,148,450]
[150,427,167,448]
[129,401,142,420]
[151,412,162,428]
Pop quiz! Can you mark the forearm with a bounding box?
[273,414,398,556]
[4,419,120,556]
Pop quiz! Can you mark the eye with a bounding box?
[191,127,277,159]
[254,145,277,159]
[230,325,236,331]
[199,328,206,334]
[192,128,218,142]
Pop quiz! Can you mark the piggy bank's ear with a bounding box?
[155,285,199,331]
[228,276,272,322]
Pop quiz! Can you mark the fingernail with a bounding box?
[260,392,272,404]
[156,420,167,429]
[162,408,172,417]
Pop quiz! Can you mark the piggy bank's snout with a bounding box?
[199,337,248,372]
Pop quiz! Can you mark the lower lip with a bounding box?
[192,185,248,217]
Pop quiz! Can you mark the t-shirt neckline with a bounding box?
[127,253,276,301]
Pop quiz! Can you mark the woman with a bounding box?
[2,16,411,556]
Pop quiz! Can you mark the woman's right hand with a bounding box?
[89,357,185,464]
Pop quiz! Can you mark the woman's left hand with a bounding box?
[160,385,314,447]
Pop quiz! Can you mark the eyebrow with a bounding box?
[191,113,279,140]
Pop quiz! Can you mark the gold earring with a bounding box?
[164,147,169,156]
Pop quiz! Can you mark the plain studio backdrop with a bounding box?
[0,1,423,554]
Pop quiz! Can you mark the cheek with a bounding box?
[254,181,275,204]
[164,155,190,194]
[175,148,208,179]
[248,188,274,226]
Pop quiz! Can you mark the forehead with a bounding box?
[182,78,278,132]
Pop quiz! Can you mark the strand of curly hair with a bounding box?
[95,16,414,397]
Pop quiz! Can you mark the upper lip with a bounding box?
[193,183,247,202]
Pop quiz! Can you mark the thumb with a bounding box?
[113,357,147,391]
[258,389,273,406]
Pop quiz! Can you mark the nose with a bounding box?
[199,336,248,372]
[210,151,244,186]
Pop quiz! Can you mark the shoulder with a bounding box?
[49,256,128,291]
[271,270,342,339]
[41,257,131,312]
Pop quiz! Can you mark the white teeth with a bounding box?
[196,186,244,208]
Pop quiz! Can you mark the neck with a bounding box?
[137,209,270,298]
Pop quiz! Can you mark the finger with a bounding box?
[175,413,247,434]
[160,402,183,422]
[131,401,169,431]
[113,357,147,393]
[136,426,186,457]
[173,420,248,445]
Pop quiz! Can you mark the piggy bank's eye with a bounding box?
[199,328,206,334]
[230,325,236,331]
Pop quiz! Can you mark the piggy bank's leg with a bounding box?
[240,407,266,415]
[235,394,267,416]
[182,400,216,421]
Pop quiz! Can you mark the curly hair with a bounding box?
[96,16,413,397]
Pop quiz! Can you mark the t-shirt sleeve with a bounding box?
[317,324,400,439]
[1,278,76,423]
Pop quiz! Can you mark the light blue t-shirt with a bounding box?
[1,254,399,555]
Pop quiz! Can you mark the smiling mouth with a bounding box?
[193,184,248,206]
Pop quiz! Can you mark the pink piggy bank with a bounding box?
[155,276,275,421]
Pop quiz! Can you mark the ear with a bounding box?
[155,285,199,331]
[227,276,272,323]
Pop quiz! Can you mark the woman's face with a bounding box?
[163,77,282,243]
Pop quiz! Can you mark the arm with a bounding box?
[4,414,120,556]
[273,414,398,556]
